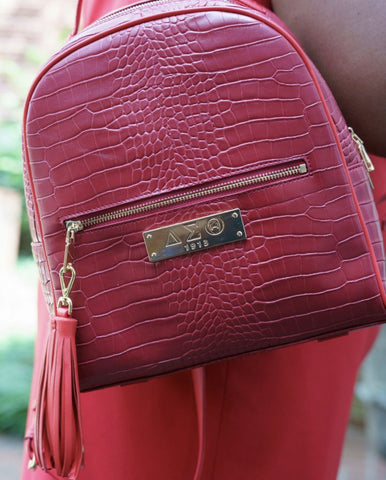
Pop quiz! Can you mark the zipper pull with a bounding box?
[66,220,84,237]
[349,127,375,189]
[57,221,83,313]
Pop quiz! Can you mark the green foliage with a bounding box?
[0,49,42,191]
[0,50,45,254]
[0,121,22,191]
[0,117,32,253]
[0,30,74,256]
[0,338,34,436]
[0,119,32,254]
[19,205,33,255]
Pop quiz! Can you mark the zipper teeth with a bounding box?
[77,163,307,229]
[348,127,374,172]
[90,0,171,27]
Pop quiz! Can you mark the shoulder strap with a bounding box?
[70,0,84,37]
[192,367,206,480]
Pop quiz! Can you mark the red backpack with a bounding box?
[23,0,386,476]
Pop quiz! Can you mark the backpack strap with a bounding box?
[70,0,84,37]
[192,367,206,480]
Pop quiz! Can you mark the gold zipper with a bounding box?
[83,0,171,31]
[58,161,307,311]
[349,127,375,188]
[66,162,307,232]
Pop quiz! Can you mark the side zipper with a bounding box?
[349,127,375,189]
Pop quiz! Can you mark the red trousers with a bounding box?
[21,286,378,480]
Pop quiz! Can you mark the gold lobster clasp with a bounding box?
[58,264,76,314]
[56,222,82,314]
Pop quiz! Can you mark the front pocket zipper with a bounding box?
[66,161,307,232]
[56,160,307,311]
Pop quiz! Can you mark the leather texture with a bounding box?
[23,0,386,391]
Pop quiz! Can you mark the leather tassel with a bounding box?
[32,307,83,479]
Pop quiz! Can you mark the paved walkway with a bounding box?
[0,434,23,480]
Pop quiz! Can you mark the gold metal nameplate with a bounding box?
[143,209,246,262]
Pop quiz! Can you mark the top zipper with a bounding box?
[92,0,172,26]
[77,0,266,38]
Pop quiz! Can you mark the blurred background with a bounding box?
[0,0,385,479]
[0,0,77,477]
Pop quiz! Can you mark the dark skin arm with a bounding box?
[271,0,386,156]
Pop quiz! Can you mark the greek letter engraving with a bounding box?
[184,223,201,242]
[165,230,182,248]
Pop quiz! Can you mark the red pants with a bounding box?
[21,285,379,480]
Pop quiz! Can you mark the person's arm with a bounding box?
[271,0,386,156]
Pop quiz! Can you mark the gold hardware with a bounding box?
[349,127,375,188]
[65,220,84,236]
[349,128,374,172]
[66,162,307,231]
[57,295,73,314]
[57,221,82,314]
[64,162,307,263]
[143,209,246,262]
[59,264,76,296]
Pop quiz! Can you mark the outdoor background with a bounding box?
[0,0,385,479]
[0,0,77,477]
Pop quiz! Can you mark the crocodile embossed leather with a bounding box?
[23,0,386,475]
[24,0,386,400]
